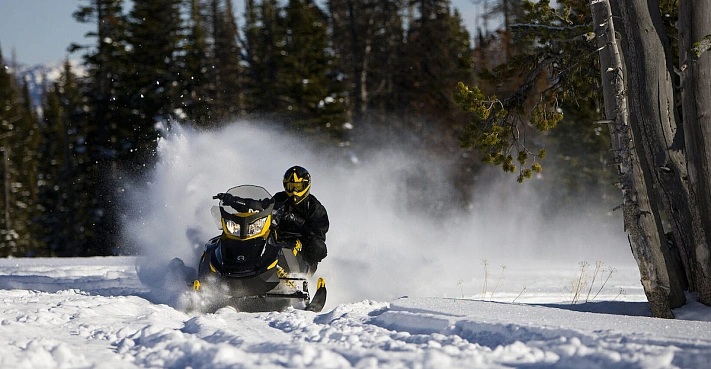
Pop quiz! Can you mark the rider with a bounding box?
[273,166,329,273]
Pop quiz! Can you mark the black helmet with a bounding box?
[283,166,311,204]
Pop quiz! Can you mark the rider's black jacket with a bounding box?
[273,192,329,265]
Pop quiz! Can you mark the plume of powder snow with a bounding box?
[123,121,633,306]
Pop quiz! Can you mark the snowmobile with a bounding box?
[190,185,326,312]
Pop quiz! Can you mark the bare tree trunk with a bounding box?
[615,0,693,311]
[679,0,711,305]
[591,0,680,318]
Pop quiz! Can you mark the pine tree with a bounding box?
[389,0,476,205]
[0,47,17,256]
[125,0,184,167]
[38,61,91,256]
[328,0,406,128]
[181,0,212,126]
[72,0,130,255]
[208,0,245,122]
[281,0,347,140]
[477,0,526,60]
[37,75,63,256]
[242,0,286,115]
[399,0,472,123]
[0,47,43,256]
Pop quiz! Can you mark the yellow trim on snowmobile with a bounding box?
[209,263,217,273]
[193,280,201,291]
[293,239,302,256]
[267,259,278,270]
[277,267,297,288]
[317,278,326,289]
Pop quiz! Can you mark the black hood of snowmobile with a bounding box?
[210,235,279,277]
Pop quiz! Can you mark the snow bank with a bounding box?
[2,257,711,368]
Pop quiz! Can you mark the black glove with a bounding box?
[215,193,244,209]
[301,238,327,265]
[214,192,235,203]
[261,198,274,209]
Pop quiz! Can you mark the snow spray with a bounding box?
[123,121,632,307]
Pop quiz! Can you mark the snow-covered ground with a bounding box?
[1,256,710,369]
[3,123,711,368]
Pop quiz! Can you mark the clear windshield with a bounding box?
[225,185,272,202]
[211,185,273,230]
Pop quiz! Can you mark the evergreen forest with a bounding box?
[0,0,617,257]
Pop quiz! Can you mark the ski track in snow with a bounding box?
[1,257,711,368]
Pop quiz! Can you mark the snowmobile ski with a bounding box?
[305,278,327,312]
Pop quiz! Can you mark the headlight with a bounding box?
[247,217,268,236]
[224,219,241,236]
[223,216,269,238]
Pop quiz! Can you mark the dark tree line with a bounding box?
[0,48,42,256]
[0,0,482,256]
[1,0,618,258]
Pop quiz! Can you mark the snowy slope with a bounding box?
[1,256,711,369]
[3,123,711,368]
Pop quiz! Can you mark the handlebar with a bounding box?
[214,192,274,211]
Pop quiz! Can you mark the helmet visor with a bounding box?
[284,181,308,195]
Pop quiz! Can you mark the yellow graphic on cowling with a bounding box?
[316,277,325,289]
[293,239,302,256]
[193,279,201,291]
[276,266,297,288]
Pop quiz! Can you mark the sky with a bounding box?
[0,0,484,67]
[0,0,93,66]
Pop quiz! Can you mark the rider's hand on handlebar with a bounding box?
[214,192,236,204]
[215,193,241,210]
